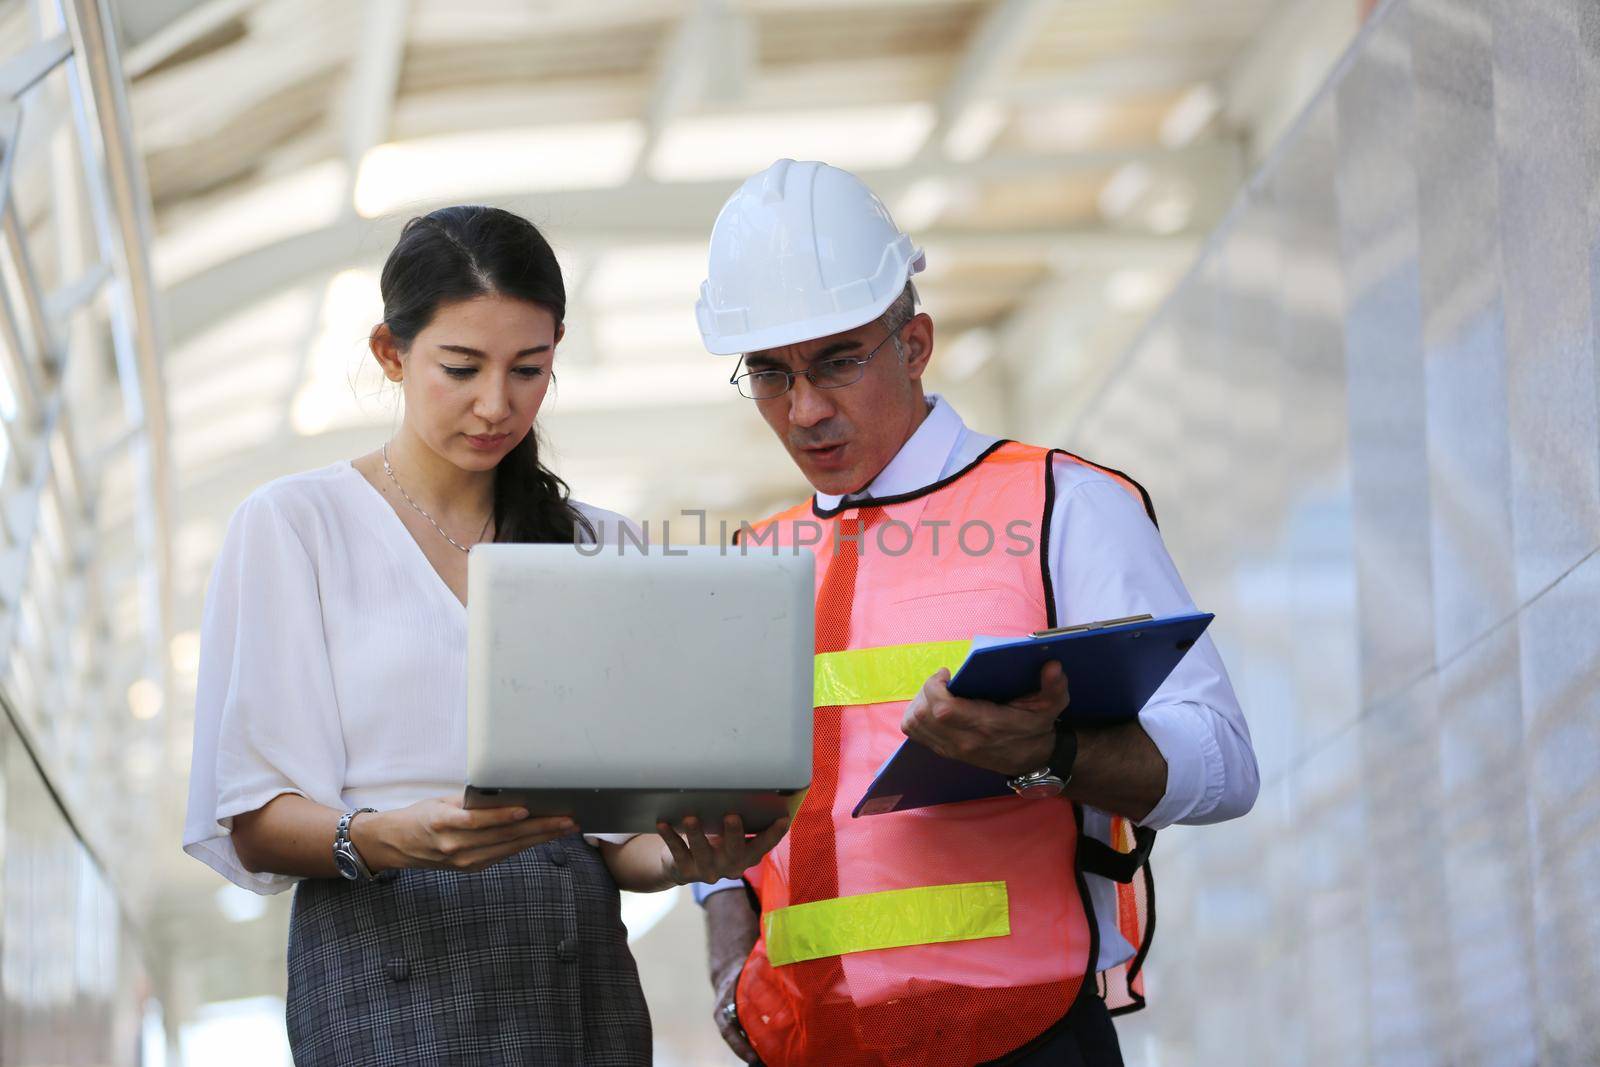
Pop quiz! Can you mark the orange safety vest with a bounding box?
[735,440,1156,1067]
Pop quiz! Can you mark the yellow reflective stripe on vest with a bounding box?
[812,640,974,708]
[765,881,1010,967]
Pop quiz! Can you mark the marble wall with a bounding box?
[1066,1,1600,1064]
[0,713,148,1065]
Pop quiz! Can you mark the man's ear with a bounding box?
[901,312,935,381]
[370,323,404,382]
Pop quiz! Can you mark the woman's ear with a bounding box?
[553,322,566,349]
[370,323,404,382]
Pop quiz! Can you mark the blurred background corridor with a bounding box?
[0,0,1596,1063]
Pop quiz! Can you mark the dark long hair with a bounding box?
[378,205,592,544]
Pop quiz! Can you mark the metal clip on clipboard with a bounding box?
[1029,613,1153,639]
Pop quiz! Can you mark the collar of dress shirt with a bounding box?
[813,394,966,511]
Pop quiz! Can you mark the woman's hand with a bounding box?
[655,814,790,886]
[353,795,576,874]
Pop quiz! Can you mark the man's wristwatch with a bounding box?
[333,807,379,881]
[1006,726,1079,799]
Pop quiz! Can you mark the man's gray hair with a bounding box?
[878,281,919,359]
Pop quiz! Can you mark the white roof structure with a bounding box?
[0,0,1358,1044]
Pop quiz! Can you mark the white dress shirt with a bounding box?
[696,396,1259,970]
[183,461,636,895]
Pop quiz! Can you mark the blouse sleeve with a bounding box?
[183,492,348,894]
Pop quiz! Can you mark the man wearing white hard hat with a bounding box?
[693,159,1259,1067]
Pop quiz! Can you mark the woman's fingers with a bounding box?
[463,805,530,826]
[449,805,543,830]
[477,816,576,850]
[429,808,788,879]
[432,816,575,863]
[431,802,521,834]
[508,819,579,844]
[427,794,577,835]
[450,816,573,850]
[447,837,547,872]
[440,819,579,870]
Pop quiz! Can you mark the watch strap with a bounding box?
[1050,722,1079,784]
[335,807,379,880]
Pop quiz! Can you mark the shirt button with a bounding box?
[384,958,409,982]
[546,844,569,868]
[557,937,578,963]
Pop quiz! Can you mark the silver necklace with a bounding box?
[381,442,493,554]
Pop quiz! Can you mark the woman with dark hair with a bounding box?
[182,206,784,1065]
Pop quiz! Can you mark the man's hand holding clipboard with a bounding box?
[858,612,1214,820]
[901,658,1073,778]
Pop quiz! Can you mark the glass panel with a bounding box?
[1066,0,1600,1061]
[0,243,31,421]
[0,243,41,391]
[94,446,136,533]
[63,307,125,461]
[0,411,12,489]
[6,591,44,723]
[24,541,65,687]
[46,428,82,521]
[0,0,35,68]
[11,64,88,299]
[0,15,148,1061]
[0,311,17,421]
[35,475,66,568]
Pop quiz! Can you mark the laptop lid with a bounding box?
[466,543,814,791]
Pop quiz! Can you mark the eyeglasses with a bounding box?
[730,320,907,401]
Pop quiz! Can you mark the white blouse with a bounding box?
[183,461,637,894]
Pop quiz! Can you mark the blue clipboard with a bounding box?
[852,611,1214,817]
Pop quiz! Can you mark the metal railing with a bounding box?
[0,0,172,880]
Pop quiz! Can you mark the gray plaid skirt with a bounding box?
[286,835,650,1066]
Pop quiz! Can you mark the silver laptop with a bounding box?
[464,542,814,833]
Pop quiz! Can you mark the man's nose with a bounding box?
[786,375,834,428]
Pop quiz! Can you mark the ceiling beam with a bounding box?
[629,0,722,183]
[408,0,683,42]
[340,0,410,197]
[1001,53,1225,100]
[271,0,410,442]
[131,9,354,156]
[918,0,1055,162]
[167,222,1198,350]
[163,140,1226,344]
[123,0,259,79]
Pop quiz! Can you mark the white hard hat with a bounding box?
[695,159,926,355]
